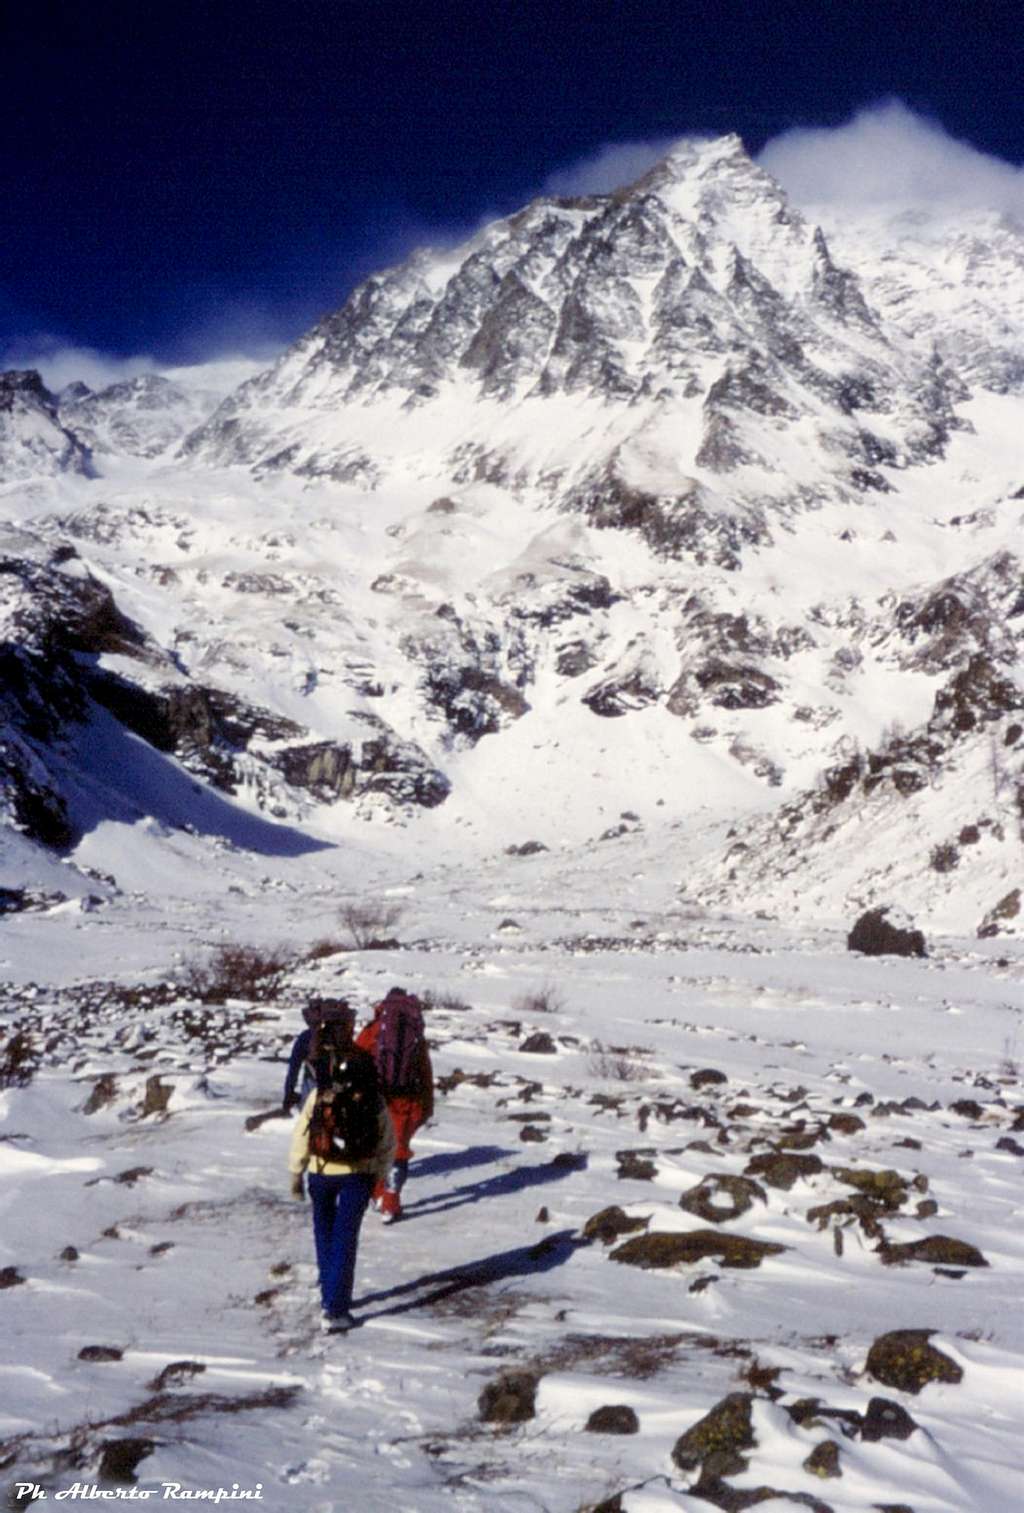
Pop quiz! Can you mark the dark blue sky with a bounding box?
[3,0,1023,366]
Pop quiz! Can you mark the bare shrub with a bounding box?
[588,1043,651,1082]
[306,937,345,962]
[339,900,405,949]
[514,983,565,1015]
[422,989,473,1013]
[176,944,294,1004]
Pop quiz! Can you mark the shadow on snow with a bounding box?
[62,705,333,858]
[399,1151,588,1221]
[357,1230,585,1317]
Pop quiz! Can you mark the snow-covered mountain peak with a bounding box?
[0,368,93,481]
[3,135,1024,939]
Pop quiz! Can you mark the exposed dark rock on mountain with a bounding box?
[0,369,93,480]
[3,133,1024,917]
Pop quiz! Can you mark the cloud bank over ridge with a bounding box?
[759,99,1024,215]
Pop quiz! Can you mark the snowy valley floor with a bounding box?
[1,860,1023,1512]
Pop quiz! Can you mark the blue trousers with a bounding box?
[307,1173,373,1315]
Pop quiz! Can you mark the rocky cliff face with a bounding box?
[2,134,1023,929]
[0,370,93,481]
[181,135,963,525]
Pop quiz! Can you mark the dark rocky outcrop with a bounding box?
[860,1398,919,1442]
[672,1391,755,1476]
[678,1174,767,1224]
[585,1404,639,1434]
[803,1439,842,1479]
[879,1235,988,1268]
[743,1152,824,1189]
[865,1330,963,1394]
[519,1031,557,1055]
[610,1230,785,1270]
[582,1206,649,1245]
[615,1149,658,1181]
[847,908,927,959]
[478,1370,539,1424]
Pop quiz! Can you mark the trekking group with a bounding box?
[284,986,434,1334]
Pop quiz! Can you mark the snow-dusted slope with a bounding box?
[4,134,1024,1513]
[2,133,1023,936]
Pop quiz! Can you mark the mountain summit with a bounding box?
[2,135,1023,934]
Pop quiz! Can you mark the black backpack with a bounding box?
[307,1048,380,1164]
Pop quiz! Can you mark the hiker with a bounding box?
[288,1006,394,1332]
[282,997,350,1114]
[356,986,434,1223]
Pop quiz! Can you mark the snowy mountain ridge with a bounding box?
[1,133,1023,936]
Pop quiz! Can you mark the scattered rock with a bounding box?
[78,1345,123,1362]
[586,1404,639,1434]
[833,1167,909,1212]
[778,1123,830,1150]
[82,1073,119,1114]
[0,1267,25,1289]
[518,1124,548,1142]
[519,1032,557,1055]
[148,1360,208,1391]
[847,908,927,959]
[97,1438,156,1484]
[114,1166,154,1186]
[678,1174,767,1224]
[865,1330,963,1394]
[478,1370,539,1424]
[996,1137,1024,1155]
[880,1235,988,1268]
[803,1439,842,1478]
[690,1068,728,1090]
[139,1075,173,1118]
[616,1149,658,1181]
[611,1230,785,1270]
[744,1151,824,1189]
[978,888,1021,938]
[582,1206,650,1246]
[60,1246,80,1262]
[671,1390,755,1475]
[535,1206,549,1223]
[828,1113,866,1135]
[949,1098,984,1120]
[506,840,548,857]
[861,1397,919,1442]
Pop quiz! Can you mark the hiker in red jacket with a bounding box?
[356,986,434,1223]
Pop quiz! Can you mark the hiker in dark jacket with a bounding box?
[356,986,434,1223]
[282,997,350,1113]
[289,1007,394,1333]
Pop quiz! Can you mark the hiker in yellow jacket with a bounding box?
[289,1008,394,1333]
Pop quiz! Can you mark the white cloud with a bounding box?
[759,99,1024,215]
[542,137,683,198]
[1,340,158,393]
[2,322,283,396]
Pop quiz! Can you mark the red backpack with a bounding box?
[373,992,426,1095]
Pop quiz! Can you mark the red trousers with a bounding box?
[387,1096,428,1160]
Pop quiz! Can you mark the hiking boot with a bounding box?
[380,1190,401,1223]
[370,1179,386,1213]
[321,1311,356,1333]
